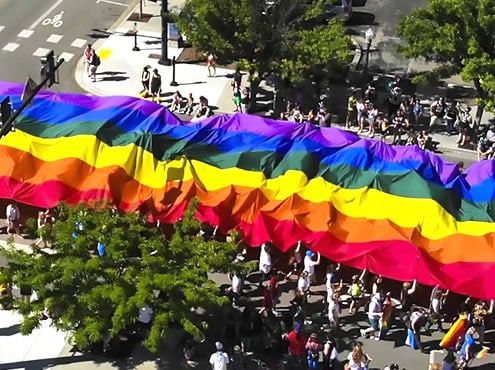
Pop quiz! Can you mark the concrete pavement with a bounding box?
[75,0,237,114]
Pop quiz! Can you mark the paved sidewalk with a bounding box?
[75,0,236,114]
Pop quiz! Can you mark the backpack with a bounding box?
[92,54,101,66]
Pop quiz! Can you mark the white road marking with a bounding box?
[70,38,87,48]
[0,26,5,32]
[47,34,63,43]
[18,29,34,38]
[96,0,129,7]
[2,43,19,52]
[59,51,74,62]
[33,47,51,57]
[28,0,64,30]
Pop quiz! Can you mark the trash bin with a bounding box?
[429,350,444,370]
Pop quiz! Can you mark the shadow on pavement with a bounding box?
[347,11,377,26]
[0,323,20,336]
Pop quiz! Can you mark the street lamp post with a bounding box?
[158,0,171,66]
[132,22,140,52]
[364,27,374,72]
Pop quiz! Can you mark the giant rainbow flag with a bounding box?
[0,81,494,299]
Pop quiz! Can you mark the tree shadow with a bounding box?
[0,323,20,336]
[347,11,377,26]
[352,0,368,6]
[0,353,112,370]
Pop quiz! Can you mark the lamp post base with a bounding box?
[158,58,171,66]
[132,46,140,52]
[170,81,178,86]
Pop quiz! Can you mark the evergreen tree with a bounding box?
[0,200,239,353]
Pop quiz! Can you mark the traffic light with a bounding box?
[0,97,12,125]
[40,50,56,87]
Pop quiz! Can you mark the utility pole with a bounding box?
[0,52,64,138]
[158,0,171,65]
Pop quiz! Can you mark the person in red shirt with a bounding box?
[282,323,308,364]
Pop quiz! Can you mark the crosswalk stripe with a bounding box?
[58,52,74,62]
[47,34,64,43]
[18,29,34,38]
[2,43,19,52]
[0,26,5,32]
[70,38,87,48]
[33,47,51,57]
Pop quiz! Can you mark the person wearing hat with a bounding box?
[305,333,322,369]
[209,341,229,370]
[282,323,308,365]
[303,250,321,286]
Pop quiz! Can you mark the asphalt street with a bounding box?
[0,0,135,94]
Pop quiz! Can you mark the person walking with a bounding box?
[346,343,371,370]
[322,335,338,369]
[241,87,250,114]
[305,333,322,369]
[209,341,230,370]
[84,44,94,77]
[303,250,321,286]
[282,323,308,367]
[360,293,383,340]
[327,293,341,330]
[232,67,242,89]
[233,87,242,112]
[89,51,100,82]
[140,65,151,96]
[150,68,162,103]
[6,201,20,235]
[207,53,216,77]
[286,240,304,280]
[258,242,272,287]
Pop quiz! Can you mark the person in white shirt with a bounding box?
[6,201,20,235]
[303,250,321,283]
[325,263,342,303]
[209,341,229,370]
[327,293,341,330]
[258,242,272,286]
[360,293,383,340]
[297,271,310,295]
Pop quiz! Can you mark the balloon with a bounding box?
[97,242,105,256]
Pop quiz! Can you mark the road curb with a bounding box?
[74,0,140,96]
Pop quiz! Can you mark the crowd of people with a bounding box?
[277,75,491,162]
[203,239,494,370]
